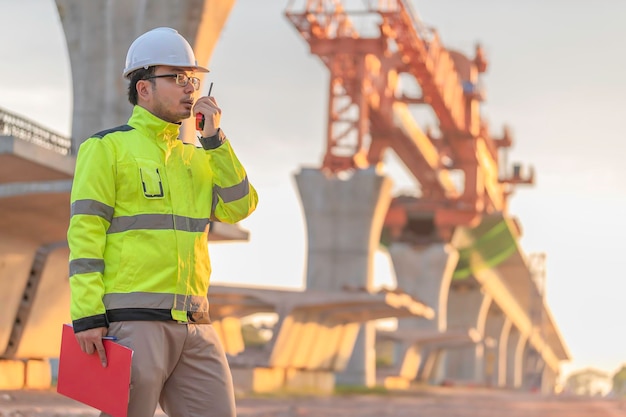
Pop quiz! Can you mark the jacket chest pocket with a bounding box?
[136,158,167,201]
[140,165,164,198]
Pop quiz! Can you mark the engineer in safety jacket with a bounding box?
[66,27,258,417]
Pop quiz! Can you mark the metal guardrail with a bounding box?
[0,106,72,155]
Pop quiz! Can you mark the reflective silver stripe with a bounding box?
[173,215,211,233]
[103,292,209,312]
[70,258,105,276]
[71,199,114,222]
[107,214,210,234]
[214,176,249,203]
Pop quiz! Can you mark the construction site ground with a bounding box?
[1,386,625,417]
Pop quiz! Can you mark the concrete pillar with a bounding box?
[445,283,485,383]
[0,360,25,390]
[480,299,506,387]
[498,318,512,387]
[516,337,529,389]
[0,239,36,356]
[418,346,445,384]
[55,0,235,151]
[337,324,377,386]
[542,365,557,394]
[12,244,71,358]
[388,243,458,333]
[295,167,393,386]
[522,346,543,392]
[388,242,458,383]
[24,359,52,389]
[506,328,527,389]
[505,324,520,388]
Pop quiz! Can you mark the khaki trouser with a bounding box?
[101,320,236,417]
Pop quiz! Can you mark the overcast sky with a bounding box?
[1,0,625,381]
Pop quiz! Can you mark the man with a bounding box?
[67,27,258,417]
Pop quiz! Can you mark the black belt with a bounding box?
[107,308,174,322]
[106,308,210,323]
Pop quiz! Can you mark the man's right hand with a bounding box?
[75,327,109,367]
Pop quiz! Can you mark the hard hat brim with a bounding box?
[123,64,210,79]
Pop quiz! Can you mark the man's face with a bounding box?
[142,65,199,124]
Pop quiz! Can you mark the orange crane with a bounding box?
[285,0,533,240]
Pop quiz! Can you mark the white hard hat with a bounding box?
[123,27,209,78]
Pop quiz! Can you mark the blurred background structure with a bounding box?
[3,0,613,397]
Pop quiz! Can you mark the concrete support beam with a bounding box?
[396,344,421,380]
[0,240,36,356]
[0,360,25,390]
[9,243,71,359]
[505,322,519,388]
[295,168,392,292]
[338,323,376,387]
[541,364,558,394]
[268,310,362,373]
[379,328,480,386]
[498,318,513,388]
[522,346,545,392]
[445,283,485,383]
[0,137,75,175]
[388,242,458,333]
[418,346,444,384]
[0,357,51,390]
[509,330,527,389]
[24,359,52,389]
[478,295,506,387]
[212,317,244,356]
[387,242,458,384]
[295,167,393,387]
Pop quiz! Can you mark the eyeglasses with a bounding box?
[143,73,201,91]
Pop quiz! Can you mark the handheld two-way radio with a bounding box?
[195,82,213,131]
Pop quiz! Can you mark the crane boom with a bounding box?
[285,0,534,236]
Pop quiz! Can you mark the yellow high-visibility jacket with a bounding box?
[67,105,258,332]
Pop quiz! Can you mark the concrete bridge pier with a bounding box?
[519,345,559,394]
[473,293,512,388]
[480,298,507,387]
[541,363,558,394]
[387,242,459,384]
[295,167,393,386]
[498,318,514,387]
[506,327,527,388]
[444,281,486,383]
[522,347,545,391]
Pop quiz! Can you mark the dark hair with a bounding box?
[127,66,156,105]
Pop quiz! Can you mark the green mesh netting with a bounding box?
[453,217,518,280]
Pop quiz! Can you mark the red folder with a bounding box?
[57,323,133,417]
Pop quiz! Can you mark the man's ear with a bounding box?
[137,80,151,101]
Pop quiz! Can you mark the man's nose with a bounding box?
[183,82,195,94]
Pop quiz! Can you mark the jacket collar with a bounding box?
[128,105,181,144]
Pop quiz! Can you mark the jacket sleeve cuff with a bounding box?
[72,314,109,333]
[199,128,226,150]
